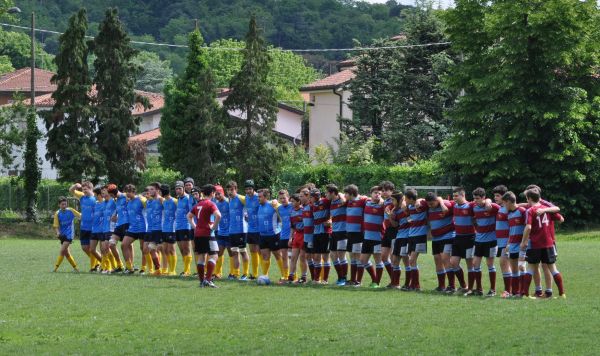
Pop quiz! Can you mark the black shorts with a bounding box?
[496,245,508,258]
[392,238,409,257]
[361,239,381,254]
[175,229,192,242]
[193,236,219,255]
[259,234,280,251]
[148,230,163,244]
[91,232,104,241]
[303,241,313,253]
[80,230,92,245]
[229,233,246,249]
[113,224,129,239]
[382,226,397,248]
[162,232,176,244]
[277,239,290,250]
[247,232,260,245]
[408,235,427,254]
[346,232,364,252]
[432,239,453,255]
[474,240,498,258]
[125,231,146,240]
[313,233,331,254]
[452,234,475,258]
[526,247,557,264]
[330,231,348,251]
[58,235,72,244]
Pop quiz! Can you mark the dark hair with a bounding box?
[58,196,67,204]
[405,189,418,200]
[150,182,161,190]
[379,180,395,191]
[492,185,508,195]
[370,185,382,194]
[200,184,215,196]
[343,184,359,197]
[472,187,486,198]
[226,180,238,190]
[305,183,316,190]
[453,187,465,195]
[502,191,517,204]
[310,188,321,197]
[124,184,136,193]
[391,191,403,204]
[290,193,301,203]
[526,184,541,194]
[93,186,102,195]
[258,188,271,199]
[326,184,339,195]
[525,189,540,202]
[160,184,170,196]
[425,192,437,202]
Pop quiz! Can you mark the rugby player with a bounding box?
[52,197,80,272]
[69,182,100,271]
[356,186,385,288]
[425,192,453,292]
[404,189,428,291]
[326,184,348,286]
[174,181,193,276]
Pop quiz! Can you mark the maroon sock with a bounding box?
[384,263,393,279]
[468,271,475,290]
[511,275,520,295]
[356,265,365,283]
[323,264,330,281]
[404,269,412,287]
[553,273,565,295]
[350,263,357,282]
[309,264,315,280]
[456,268,466,288]
[205,260,215,282]
[475,271,482,291]
[521,273,532,296]
[411,269,420,289]
[489,271,496,291]
[447,269,456,289]
[152,254,160,270]
[314,265,321,281]
[196,264,205,282]
[334,263,341,278]
[392,270,400,286]
[437,272,446,289]
[375,267,383,284]
[503,276,512,293]
[366,265,376,282]
[341,263,348,279]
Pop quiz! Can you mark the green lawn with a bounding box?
[0,231,598,355]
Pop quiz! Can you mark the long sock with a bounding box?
[84,251,93,269]
[502,272,512,293]
[66,255,77,269]
[365,262,376,282]
[488,266,497,291]
[146,253,154,273]
[340,259,348,279]
[229,256,236,276]
[411,267,420,289]
[54,255,64,270]
[404,266,412,287]
[100,255,107,270]
[314,263,322,281]
[183,255,192,275]
[468,268,475,290]
[384,260,393,279]
[456,267,466,288]
[276,257,285,277]
[350,260,357,282]
[170,255,178,274]
[197,263,205,282]
[242,257,249,276]
[333,260,341,279]
[511,272,521,295]
[552,271,565,296]
[323,262,331,282]
[152,253,160,271]
[474,268,482,291]
[392,266,401,286]
[251,251,260,277]
[206,260,216,282]
[356,263,365,283]
[126,260,133,271]
[375,262,384,284]
[521,272,533,296]
[436,269,446,289]
[261,258,271,276]
[215,255,224,276]
[308,260,315,280]
[447,268,456,288]
[141,253,147,271]
[116,255,124,269]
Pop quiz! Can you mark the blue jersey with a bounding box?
[53,208,80,239]
[127,196,147,233]
[258,202,280,236]
[146,198,163,232]
[363,200,385,241]
[162,197,177,233]
[427,202,454,241]
[175,194,191,231]
[473,203,500,242]
[245,194,259,233]
[91,200,105,234]
[78,194,96,231]
[346,197,368,233]
[408,200,429,237]
[278,203,293,240]
[103,198,116,233]
[115,194,129,227]
[229,195,245,234]
[330,198,346,232]
[302,204,314,243]
[496,206,509,248]
[216,198,230,236]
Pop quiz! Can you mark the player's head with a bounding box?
[81,181,93,195]
[390,191,403,207]
[526,184,542,195]
[244,179,255,195]
[290,193,302,208]
[58,196,68,210]
[425,191,439,209]
[148,182,161,198]
[160,184,170,197]
[299,188,310,204]
[258,188,271,204]
[492,185,508,204]
[92,185,103,199]
[472,187,486,205]
[226,180,238,197]
[200,184,216,199]
[501,191,517,208]
[325,184,339,200]
[404,188,418,204]
[278,189,289,204]
[191,186,200,200]
[305,182,316,191]
[525,189,540,204]
[174,181,184,197]
[106,183,119,198]
[214,185,225,201]
[379,181,395,199]
[183,177,194,193]
[370,185,382,201]
[309,188,321,204]
[124,184,136,199]
[343,184,359,200]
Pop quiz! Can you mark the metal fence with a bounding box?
[0,183,76,221]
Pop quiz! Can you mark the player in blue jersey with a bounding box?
[144,182,163,276]
[244,180,262,279]
[108,185,129,274]
[492,185,513,297]
[343,184,368,285]
[403,189,429,291]
[214,185,236,280]
[90,186,109,272]
[502,191,527,297]
[121,184,147,274]
[226,180,250,280]
[69,181,101,272]
[277,189,293,283]
[161,184,178,275]
[174,181,193,276]
[257,189,286,278]
[52,197,81,272]
[102,184,124,273]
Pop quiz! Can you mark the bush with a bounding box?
[0,177,71,215]
[139,158,182,189]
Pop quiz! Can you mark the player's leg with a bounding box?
[499,246,512,297]
[109,234,124,272]
[485,255,496,297]
[381,237,393,283]
[54,240,68,272]
[468,254,483,296]
[356,252,372,287]
[259,237,272,276]
[372,247,383,288]
[432,241,445,292]
[216,243,226,279]
[289,247,300,282]
[542,246,564,298]
[542,263,553,297]
[121,235,136,273]
[64,241,79,272]
[509,254,521,297]
[89,238,102,272]
[532,264,543,297]
[391,239,401,288]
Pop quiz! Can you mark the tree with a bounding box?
[159,28,228,183]
[0,55,13,74]
[44,9,102,182]
[0,28,56,70]
[132,51,173,93]
[224,15,284,185]
[23,107,40,222]
[442,0,600,226]
[91,8,145,185]
[0,98,25,169]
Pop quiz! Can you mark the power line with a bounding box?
[0,22,451,52]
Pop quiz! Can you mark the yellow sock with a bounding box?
[320,266,325,280]
[90,253,98,269]
[242,257,249,276]
[66,255,77,269]
[116,254,124,269]
[283,267,289,279]
[170,254,177,275]
[261,258,269,275]
[126,260,133,271]
[276,257,284,277]
[146,253,154,272]
[54,255,64,271]
[108,252,117,270]
[229,256,236,277]
[251,251,260,277]
[216,255,224,276]
[183,255,192,275]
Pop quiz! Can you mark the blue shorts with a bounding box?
[217,234,231,248]
[80,230,92,245]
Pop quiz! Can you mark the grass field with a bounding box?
[1,229,599,355]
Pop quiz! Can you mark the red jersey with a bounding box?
[190,199,218,237]
[525,205,560,249]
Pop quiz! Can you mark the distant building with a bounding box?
[0,68,56,105]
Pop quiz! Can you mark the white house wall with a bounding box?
[307,89,352,155]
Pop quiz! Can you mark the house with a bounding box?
[0,67,56,105]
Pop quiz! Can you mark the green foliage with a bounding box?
[0,28,56,71]
[329,134,376,166]
[0,54,13,74]
[132,51,173,93]
[23,109,40,222]
[442,0,600,226]
[159,29,229,184]
[0,177,71,213]
[91,8,143,186]
[0,98,25,169]
[139,157,181,189]
[44,9,102,183]
[312,144,332,166]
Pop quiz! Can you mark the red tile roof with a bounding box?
[300,69,356,92]
[129,127,160,143]
[0,67,57,93]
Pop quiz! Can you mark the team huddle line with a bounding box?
[52,178,565,297]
